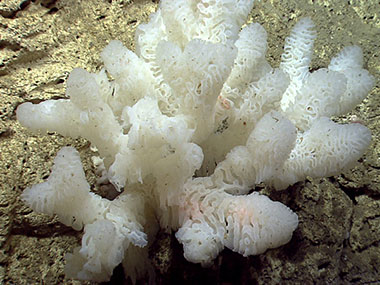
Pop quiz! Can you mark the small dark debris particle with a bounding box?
[128,19,137,25]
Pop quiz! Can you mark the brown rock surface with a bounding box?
[1,0,379,284]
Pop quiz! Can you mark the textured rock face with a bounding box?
[1,0,380,284]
